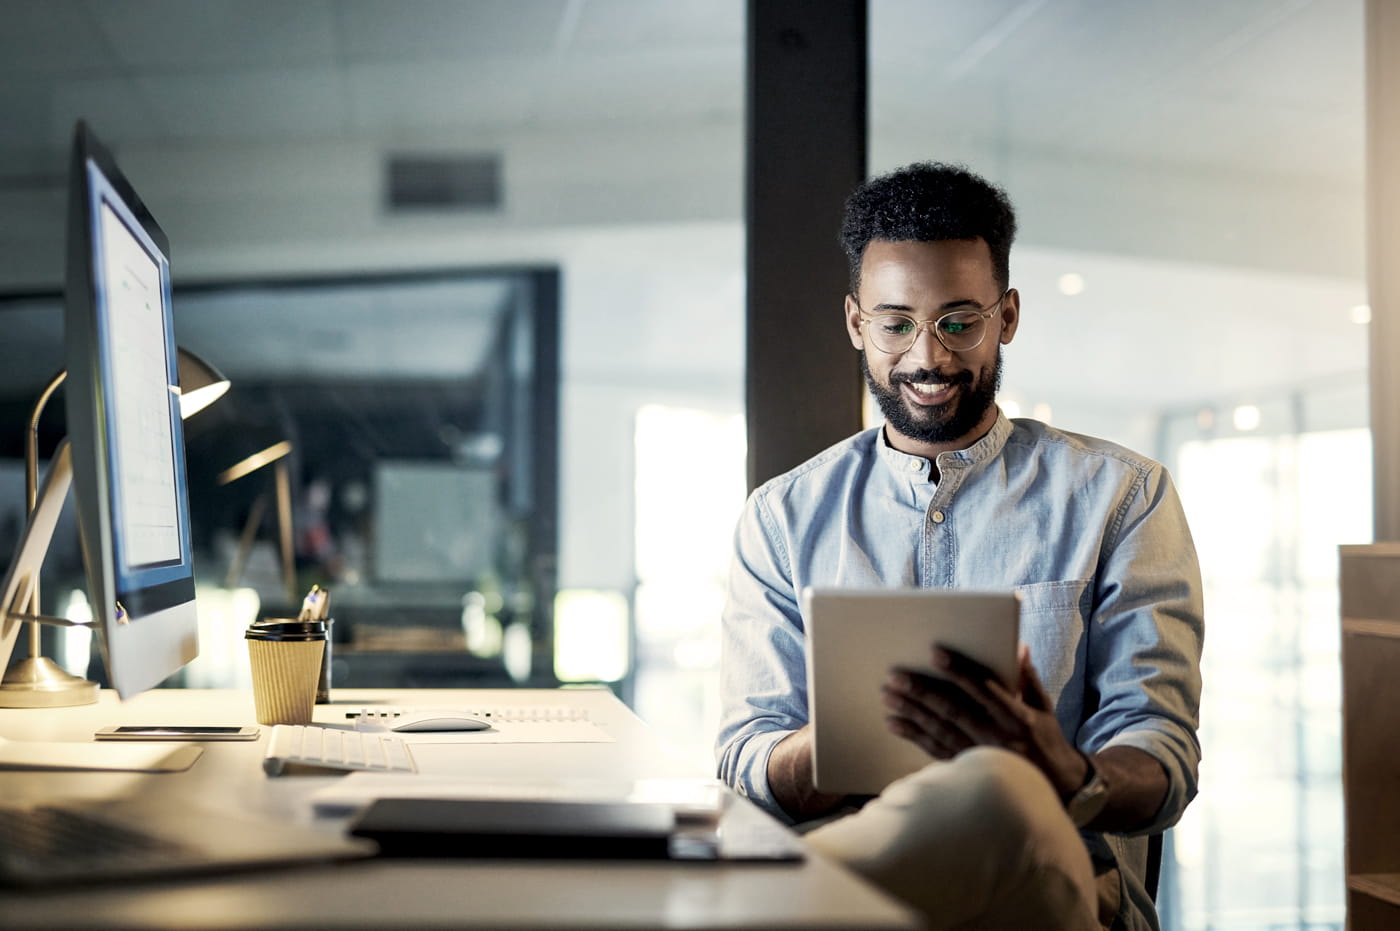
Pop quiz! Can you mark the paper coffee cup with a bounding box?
[246,620,326,726]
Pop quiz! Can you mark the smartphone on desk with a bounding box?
[95,725,260,741]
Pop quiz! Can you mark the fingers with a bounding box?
[885,710,967,758]
[930,647,1025,736]
[883,646,1079,793]
[1017,644,1054,712]
[881,673,978,758]
[882,645,1050,758]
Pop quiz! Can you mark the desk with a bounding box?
[0,688,919,930]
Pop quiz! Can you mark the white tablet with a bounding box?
[801,587,1021,796]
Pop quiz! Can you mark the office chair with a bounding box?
[1145,831,1164,902]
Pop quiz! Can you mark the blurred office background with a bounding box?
[0,2,1368,928]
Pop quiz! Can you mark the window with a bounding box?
[631,404,745,771]
[869,3,1365,926]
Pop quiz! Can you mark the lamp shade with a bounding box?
[176,348,230,420]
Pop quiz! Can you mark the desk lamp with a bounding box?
[0,348,229,708]
[176,348,232,419]
[215,423,297,605]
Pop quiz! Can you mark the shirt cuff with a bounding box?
[730,728,795,823]
[1100,726,1200,836]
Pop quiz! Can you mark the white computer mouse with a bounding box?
[391,712,492,733]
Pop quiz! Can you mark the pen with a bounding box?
[299,585,324,622]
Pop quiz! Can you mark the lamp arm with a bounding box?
[26,369,68,515]
[2,611,95,629]
[0,441,75,673]
[24,369,68,629]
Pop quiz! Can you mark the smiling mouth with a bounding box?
[890,369,968,408]
[898,381,958,411]
[905,381,951,398]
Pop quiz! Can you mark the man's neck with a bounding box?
[883,409,1000,480]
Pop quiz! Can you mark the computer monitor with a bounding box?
[60,121,199,697]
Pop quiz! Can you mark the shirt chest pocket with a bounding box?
[1015,579,1092,708]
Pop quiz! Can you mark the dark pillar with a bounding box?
[746,0,867,491]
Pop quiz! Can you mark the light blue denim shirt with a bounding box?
[716,412,1203,931]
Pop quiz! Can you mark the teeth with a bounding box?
[909,382,949,395]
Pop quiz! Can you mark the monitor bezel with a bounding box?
[64,122,198,697]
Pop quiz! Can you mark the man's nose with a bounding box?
[904,324,953,367]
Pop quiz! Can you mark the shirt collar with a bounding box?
[875,408,1014,475]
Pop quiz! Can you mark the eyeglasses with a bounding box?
[858,290,1009,354]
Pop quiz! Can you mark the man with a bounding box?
[716,162,1203,931]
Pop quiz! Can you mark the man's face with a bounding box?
[844,239,1018,454]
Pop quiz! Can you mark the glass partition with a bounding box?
[1,267,560,689]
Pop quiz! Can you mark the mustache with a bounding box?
[889,368,973,387]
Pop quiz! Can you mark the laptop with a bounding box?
[0,794,375,887]
[802,587,1020,796]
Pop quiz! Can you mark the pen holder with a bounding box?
[245,619,327,725]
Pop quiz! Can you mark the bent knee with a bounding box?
[959,747,1056,801]
[891,748,1065,841]
[960,748,1072,850]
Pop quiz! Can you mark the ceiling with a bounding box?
[871,0,1362,184]
[0,0,743,179]
[0,0,1371,432]
[0,0,1360,189]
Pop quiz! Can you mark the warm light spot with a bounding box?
[1057,273,1085,296]
[1233,405,1261,431]
[1351,304,1372,325]
[554,589,630,683]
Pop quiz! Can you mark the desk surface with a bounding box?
[0,688,918,930]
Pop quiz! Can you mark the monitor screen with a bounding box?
[64,122,199,698]
[96,200,184,574]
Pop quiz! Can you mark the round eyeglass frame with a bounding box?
[857,289,1010,354]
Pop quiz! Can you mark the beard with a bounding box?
[861,348,1003,446]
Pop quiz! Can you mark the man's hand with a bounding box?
[767,725,849,820]
[881,643,1171,831]
[881,644,1088,799]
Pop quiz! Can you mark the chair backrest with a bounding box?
[1145,831,1164,902]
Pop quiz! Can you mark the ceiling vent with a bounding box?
[385,153,502,211]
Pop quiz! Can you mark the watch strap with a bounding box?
[1066,753,1109,828]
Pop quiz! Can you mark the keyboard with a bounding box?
[0,803,192,885]
[0,797,373,887]
[345,704,591,725]
[264,724,417,776]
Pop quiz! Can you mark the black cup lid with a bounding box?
[246,619,326,641]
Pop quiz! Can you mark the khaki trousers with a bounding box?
[804,747,1103,930]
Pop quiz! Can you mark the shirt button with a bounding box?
[908,460,921,472]
[930,510,945,524]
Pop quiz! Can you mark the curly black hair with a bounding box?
[839,162,1017,293]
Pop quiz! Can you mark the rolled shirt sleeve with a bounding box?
[1083,463,1204,835]
[715,488,808,821]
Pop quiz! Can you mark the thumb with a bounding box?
[1018,644,1052,711]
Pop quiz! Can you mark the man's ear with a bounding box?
[845,294,865,350]
[999,289,1021,344]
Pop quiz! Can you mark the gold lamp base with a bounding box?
[0,656,99,708]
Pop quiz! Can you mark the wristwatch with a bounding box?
[1065,754,1109,828]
